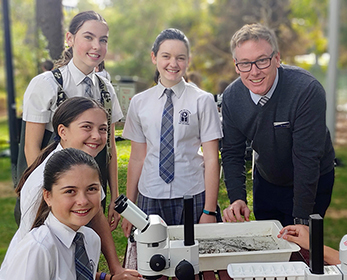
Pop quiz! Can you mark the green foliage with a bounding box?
[0,197,17,261]
[0,157,11,182]
[0,0,52,114]
[289,0,329,58]
[330,147,347,210]
[2,0,347,102]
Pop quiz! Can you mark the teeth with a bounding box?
[74,210,89,214]
[89,54,99,58]
[167,69,178,73]
[86,144,97,148]
[251,79,263,83]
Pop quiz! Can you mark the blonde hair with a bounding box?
[230,23,278,58]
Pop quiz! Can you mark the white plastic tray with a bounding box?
[168,221,300,271]
[227,261,308,280]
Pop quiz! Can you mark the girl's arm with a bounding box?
[121,141,146,237]
[96,270,142,280]
[278,225,341,265]
[199,139,220,224]
[24,122,46,166]
[107,123,120,231]
[90,209,123,274]
[324,245,340,265]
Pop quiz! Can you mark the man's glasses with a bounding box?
[235,51,275,72]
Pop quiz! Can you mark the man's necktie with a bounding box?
[159,88,175,184]
[74,232,93,280]
[83,77,93,98]
[259,95,270,106]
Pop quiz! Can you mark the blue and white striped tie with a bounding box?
[74,232,93,280]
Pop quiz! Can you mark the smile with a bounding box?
[85,143,99,149]
[250,78,264,83]
[167,69,179,73]
[88,53,100,58]
[72,209,90,214]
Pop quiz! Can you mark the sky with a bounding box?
[62,0,108,8]
[62,0,79,7]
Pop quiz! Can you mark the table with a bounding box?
[193,250,310,280]
[124,240,310,280]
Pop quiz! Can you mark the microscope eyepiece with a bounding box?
[114,194,128,214]
[114,194,149,231]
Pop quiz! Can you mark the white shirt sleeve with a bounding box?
[122,96,147,143]
[5,238,54,279]
[22,72,58,124]
[198,93,223,143]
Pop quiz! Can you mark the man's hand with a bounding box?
[222,199,250,222]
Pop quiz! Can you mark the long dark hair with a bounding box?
[32,148,102,229]
[15,97,108,195]
[151,28,190,84]
[55,11,108,68]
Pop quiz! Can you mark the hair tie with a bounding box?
[53,134,61,142]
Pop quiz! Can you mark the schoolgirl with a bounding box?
[121,28,223,237]
[17,10,122,229]
[1,97,131,276]
[3,148,141,280]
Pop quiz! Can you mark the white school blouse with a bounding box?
[22,59,123,132]
[0,212,100,280]
[0,144,105,275]
[123,79,223,199]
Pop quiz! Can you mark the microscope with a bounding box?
[114,194,199,279]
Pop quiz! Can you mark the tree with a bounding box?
[0,0,53,112]
[338,0,347,66]
[289,0,329,65]
[187,0,299,92]
[36,0,64,60]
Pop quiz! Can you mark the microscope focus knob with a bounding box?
[175,259,195,280]
[149,254,166,272]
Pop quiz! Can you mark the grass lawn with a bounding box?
[0,125,347,270]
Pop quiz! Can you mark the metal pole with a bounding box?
[326,0,340,144]
[2,0,19,182]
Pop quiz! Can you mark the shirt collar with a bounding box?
[68,60,96,87]
[56,143,64,151]
[157,78,186,99]
[250,68,279,105]
[45,211,90,249]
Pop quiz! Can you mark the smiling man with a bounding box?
[221,23,335,227]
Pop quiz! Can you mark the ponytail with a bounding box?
[15,141,59,195]
[54,47,73,68]
[31,198,50,229]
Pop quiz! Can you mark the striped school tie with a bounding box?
[74,232,93,280]
[83,77,93,98]
[259,95,270,106]
[159,88,175,183]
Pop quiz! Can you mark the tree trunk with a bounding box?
[36,0,64,60]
